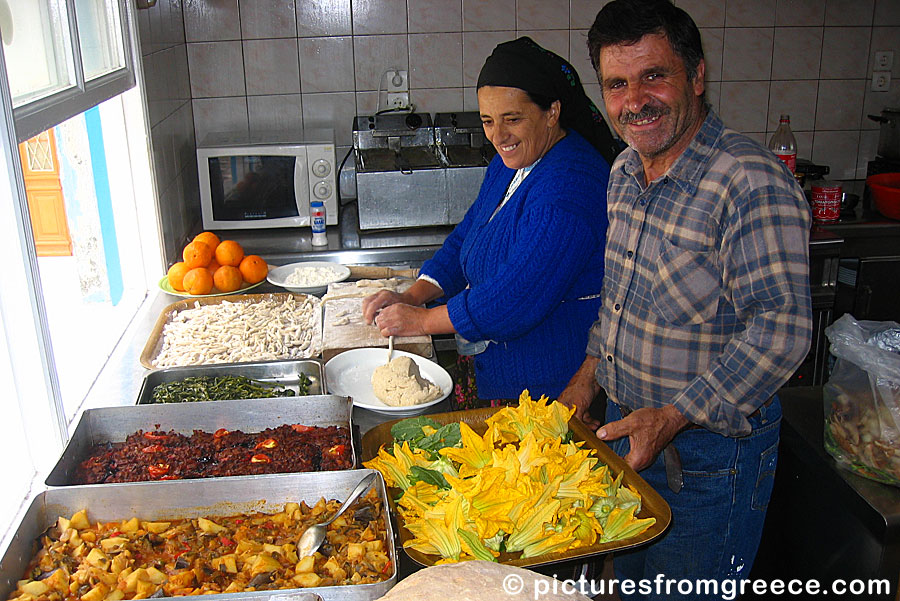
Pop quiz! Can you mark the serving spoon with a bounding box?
[297,472,378,558]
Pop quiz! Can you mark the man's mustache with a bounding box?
[619,104,671,125]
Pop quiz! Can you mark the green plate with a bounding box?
[158,276,264,298]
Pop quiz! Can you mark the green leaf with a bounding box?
[416,423,461,453]
[408,466,450,489]
[391,416,441,442]
[457,528,497,562]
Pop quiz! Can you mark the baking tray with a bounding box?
[1,470,396,601]
[361,407,672,568]
[140,293,322,369]
[46,395,355,487]
[136,359,327,405]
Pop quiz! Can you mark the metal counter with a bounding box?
[749,386,900,600]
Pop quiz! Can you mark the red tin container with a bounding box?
[811,181,842,222]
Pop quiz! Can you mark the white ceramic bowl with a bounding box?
[267,261,350,296]
[325,348,452,417]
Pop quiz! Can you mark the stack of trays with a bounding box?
[1,354,399,600]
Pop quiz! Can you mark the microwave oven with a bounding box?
[197,130,338,230]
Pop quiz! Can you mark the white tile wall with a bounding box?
[298,37,356,93]
[187,42,246,97]
[297,0,352,37]
[775,0,824,26]
[827,0,875,26]
[517,0,570,31]
[722,28,774,80]
[353,34,409,92]
[462,0,516,31]
[408,0,462,33]
[771,27,822,80]
[409,33,463,89]
[239,0,296,39]
[726,0,777,27]
[243,39,301,96]
[248,94,303,133]
[144,0,900,251]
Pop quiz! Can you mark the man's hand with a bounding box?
[558,356,603,430]
[362,289,405,324]
[597,405,690,471]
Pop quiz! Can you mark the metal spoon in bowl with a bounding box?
[297,472,378,558]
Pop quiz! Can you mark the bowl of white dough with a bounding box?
[267,261,351,295]
[325,348,452,417]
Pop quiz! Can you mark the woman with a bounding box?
[362,37,619,408]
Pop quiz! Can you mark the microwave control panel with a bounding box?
[305,144,337,225]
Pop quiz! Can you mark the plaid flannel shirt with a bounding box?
[587,110,813,436]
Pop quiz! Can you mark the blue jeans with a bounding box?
[606,398,781,601]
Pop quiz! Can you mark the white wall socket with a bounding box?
[872,70,892,92]
[386,70,408,92]
[387,92,409,109]
[875,51,894,70]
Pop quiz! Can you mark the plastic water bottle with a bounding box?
[768,114,797,174]
[310,201,327,246]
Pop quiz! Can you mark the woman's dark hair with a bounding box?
[588,0,704,82]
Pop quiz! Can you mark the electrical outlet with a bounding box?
[872,70,892,92]
[875,51,894,70]
[386,70,408,93]
[387,92,409,109]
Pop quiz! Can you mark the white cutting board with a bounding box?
[321,279,433,361]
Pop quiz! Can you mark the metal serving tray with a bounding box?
[46,395,355,487]
[136,359,327,405]
[361,407,672,569]
[140,293,322,369]
[1,470,396,601]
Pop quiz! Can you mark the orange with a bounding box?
[167,262,190,291]
[193,231,221,250]
[206,259,221,277]
[182,240,213,268]
[182,267,214,295]
[213,265,244,293]
[215,239,244,267]
[239,255,268,284]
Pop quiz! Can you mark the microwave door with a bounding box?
[209,155,302,224]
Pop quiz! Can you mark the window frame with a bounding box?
[12,0,135,143]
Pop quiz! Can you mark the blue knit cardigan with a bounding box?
[420,131,610,400]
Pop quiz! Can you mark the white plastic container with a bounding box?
[310,200,327,246]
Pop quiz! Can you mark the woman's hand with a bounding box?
[362,289,406,324]
[374,303,429,337]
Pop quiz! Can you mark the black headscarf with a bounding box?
[477,36,620,165]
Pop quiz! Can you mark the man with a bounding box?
[558,0,812,598]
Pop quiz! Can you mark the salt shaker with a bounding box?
[310,200,327,246]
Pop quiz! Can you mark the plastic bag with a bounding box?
[823,314,900,486]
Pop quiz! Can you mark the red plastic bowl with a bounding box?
[867,172,900,221]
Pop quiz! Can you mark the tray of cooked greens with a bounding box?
[136,360,324,405]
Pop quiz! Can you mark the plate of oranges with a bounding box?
[161,232,270,297]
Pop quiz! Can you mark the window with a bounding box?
[0,0,157,546]
[0,0,133,142]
